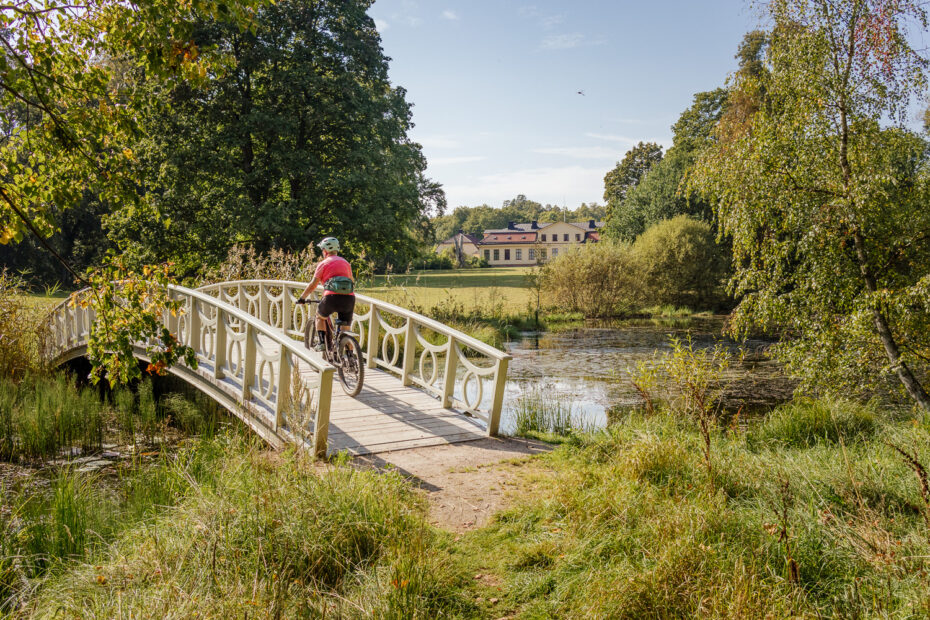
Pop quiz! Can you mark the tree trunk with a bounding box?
[852,232,930,410]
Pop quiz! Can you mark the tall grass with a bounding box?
[26,440,474,618]
[512,389,579,437]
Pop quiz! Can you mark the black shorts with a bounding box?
[317,294,355,325]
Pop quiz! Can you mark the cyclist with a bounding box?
[296,237,355,351]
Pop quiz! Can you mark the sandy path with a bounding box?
[353,436,554,531]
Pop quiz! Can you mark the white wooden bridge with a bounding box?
[44,280,511,458]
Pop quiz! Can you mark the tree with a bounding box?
[106,0,439,274]
[0,1,262,383]
[603,141,663,225]
[691,0,930,408]
[604,90,726,241]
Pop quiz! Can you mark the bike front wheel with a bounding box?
[335,334,364,397]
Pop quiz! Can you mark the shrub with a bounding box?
[632,215,729,309]
[204,244,318,283]
[540,241,645,317]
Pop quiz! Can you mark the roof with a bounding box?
[438,232,481,245]
[483,220,605,235]
[479,232,538,245]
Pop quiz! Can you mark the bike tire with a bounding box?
[336,334,364,397]
[303,316,315,350]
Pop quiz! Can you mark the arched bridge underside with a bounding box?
[45,280,511,458]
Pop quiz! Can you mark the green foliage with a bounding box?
[432,198,605,243]
[540,241,644,317]
[108,0,440,273]
[690,0,930,407]
[540,216,728,317]
[632,215,729,309]
[204,244,318,284]
[603,141,663,224]
[604,90,726,241]
[80,260,196,385]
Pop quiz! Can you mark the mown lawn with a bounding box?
[362,267,536,313]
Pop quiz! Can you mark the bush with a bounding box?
[632,215,729,309]
[540,241,645,317]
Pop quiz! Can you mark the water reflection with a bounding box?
[498,317,793,434]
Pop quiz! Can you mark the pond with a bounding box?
[496,317,795,434]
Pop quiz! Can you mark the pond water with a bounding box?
[496,317,795,434]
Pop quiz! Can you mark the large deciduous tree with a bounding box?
[603,141,663,231]
[691,0,930,408]
[108,0,440,273]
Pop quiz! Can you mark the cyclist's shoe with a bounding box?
[313,342,326,352]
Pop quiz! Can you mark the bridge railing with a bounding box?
[43,285,337,457]
[197,279,511,434]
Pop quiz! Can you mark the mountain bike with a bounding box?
[302,299,365,396]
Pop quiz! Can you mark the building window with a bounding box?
[575,234,581,241]
[516,249,522,260]
[529,248,535,260]
[493,249,500,261]
[563,234,569,242]
[504,249,511,261]
[541,234,546,242]
[552,248,559,257]
[484,250,490,261]
[539,248,547,261]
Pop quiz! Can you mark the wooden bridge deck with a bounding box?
[297,360,486,456]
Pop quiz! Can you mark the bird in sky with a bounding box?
[577,90,585,96]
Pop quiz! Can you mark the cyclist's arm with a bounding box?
[299,277,320,301]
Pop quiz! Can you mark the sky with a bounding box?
[368,0,761,210]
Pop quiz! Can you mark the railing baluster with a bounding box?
[401,318,417,386]
[366,305,380,369]
[188,297,201,353]
[281,284,292,333]
[275,347,291,431]
[242,324,256,401]
[214,308,227,379]
[314,368,334,458]
[442,336,458,408]
[487,357,509,437]
[259,283,269,323]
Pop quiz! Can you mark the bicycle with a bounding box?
[300,299,365,397]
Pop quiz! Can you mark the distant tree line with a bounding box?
[431,195,605,243]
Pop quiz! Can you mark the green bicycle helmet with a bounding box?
[317,237,340,252]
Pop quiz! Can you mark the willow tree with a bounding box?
[691,0,930,407]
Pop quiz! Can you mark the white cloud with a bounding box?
[540,33,604,50]
[404,15,423,27]
[533,146,618,159]
[442,9,459,20]
[519,6,563,30]
[374,18,389,32]
[428,155,486,166]
[540,33,584,50]
[443,165,606,207]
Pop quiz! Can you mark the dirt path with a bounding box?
[353,437,554,531]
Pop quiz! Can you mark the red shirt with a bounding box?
[314,256,354,296]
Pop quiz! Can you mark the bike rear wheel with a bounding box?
[336,334,364,396]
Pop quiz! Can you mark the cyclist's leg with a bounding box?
[315,296,337,351]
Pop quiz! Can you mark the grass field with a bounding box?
[362,267,536,313]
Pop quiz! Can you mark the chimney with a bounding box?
[530,220,538,229]
[507,221,517,230]
[588,219,595,229]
